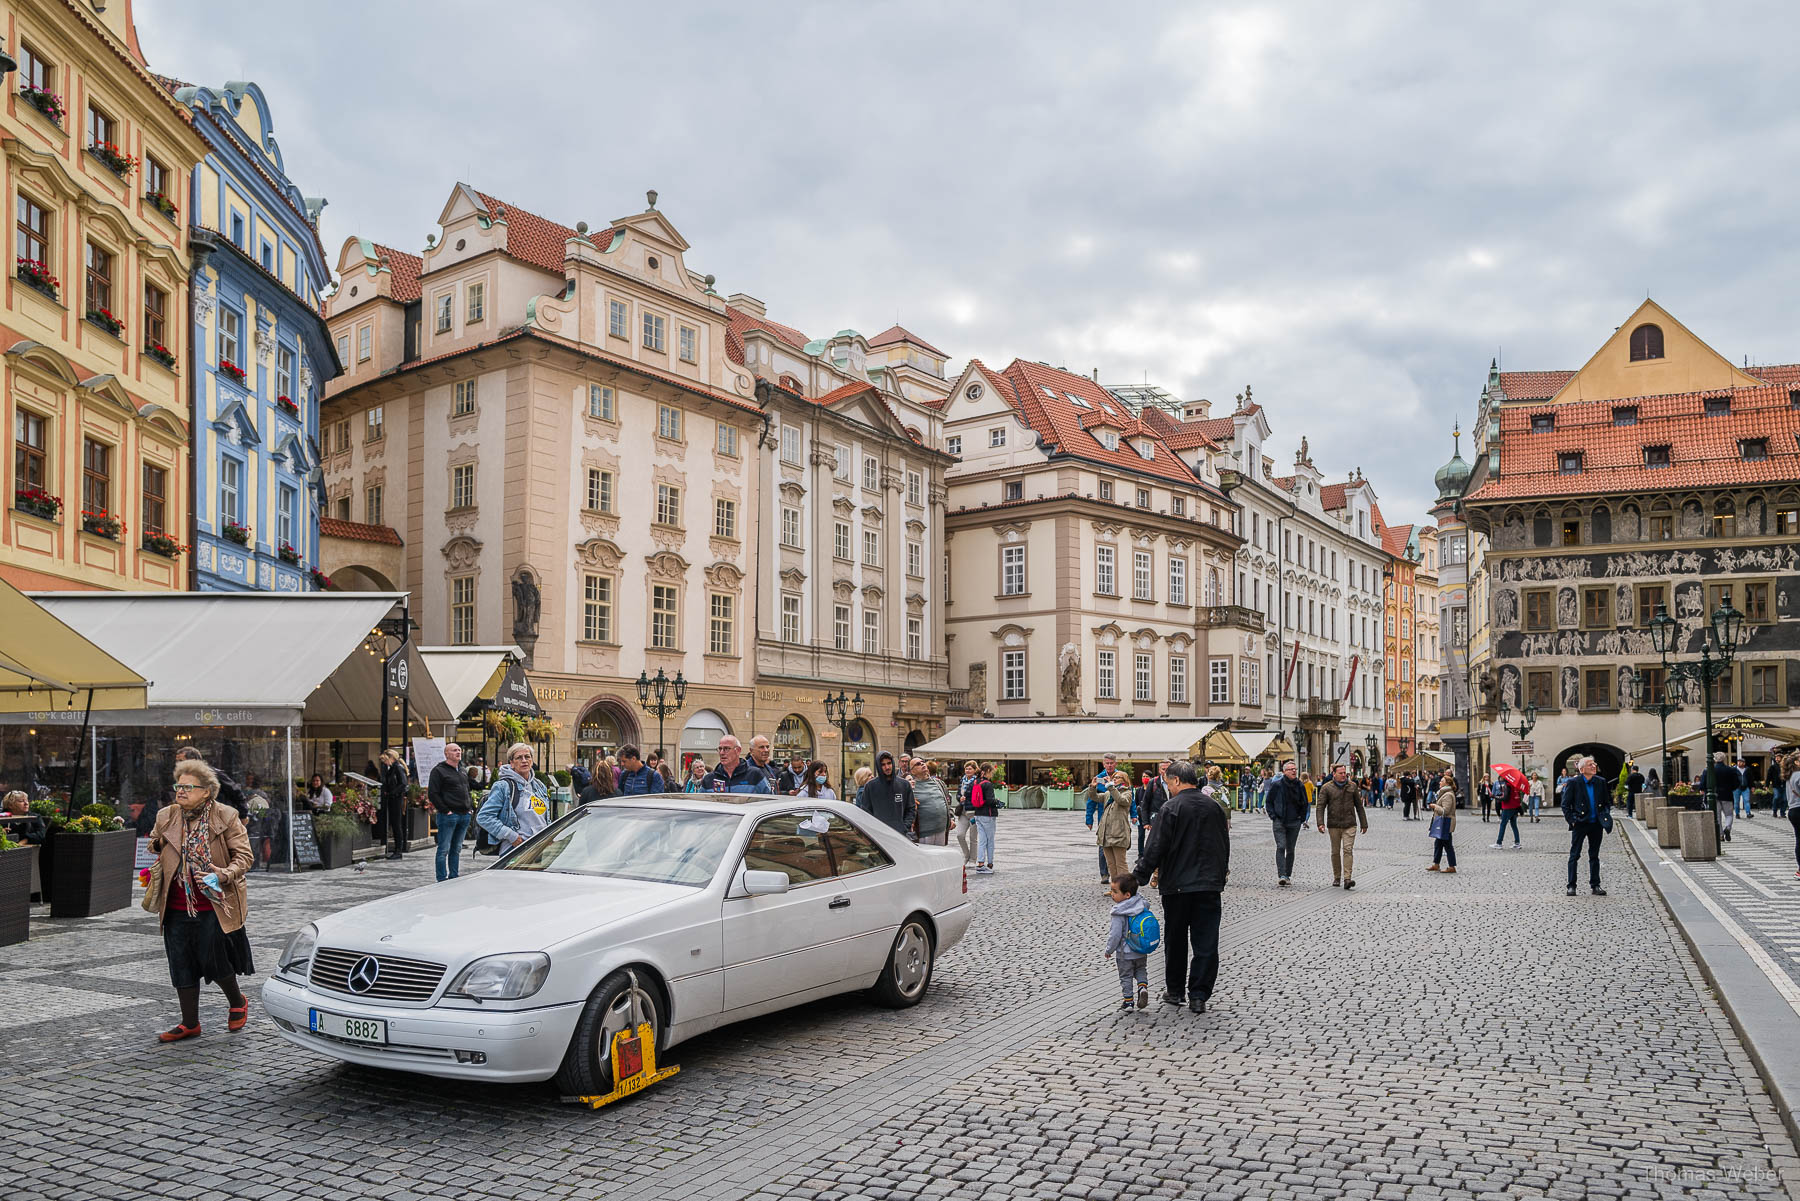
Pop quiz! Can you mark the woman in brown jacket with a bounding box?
[149,759,254,1042]
[1426,769,1458,874]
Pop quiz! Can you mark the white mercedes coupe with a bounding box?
[262,795,973,1092]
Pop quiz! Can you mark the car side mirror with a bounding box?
[742,869,791,896]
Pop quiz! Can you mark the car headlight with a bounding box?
[278,923,318,975]
[447,953,551,1000]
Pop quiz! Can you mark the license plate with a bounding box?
[310,1008,387,1044]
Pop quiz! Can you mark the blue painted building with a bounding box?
[163,79,340,592]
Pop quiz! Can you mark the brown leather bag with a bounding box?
[140,857,166,913]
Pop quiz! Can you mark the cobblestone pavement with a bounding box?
[4,806,1798,1200]
[1648,810,1800,996]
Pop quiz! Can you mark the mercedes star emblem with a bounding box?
[347,955,381,994]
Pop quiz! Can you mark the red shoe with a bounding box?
[227,1003,249,1033]
[158,1023,202,1043]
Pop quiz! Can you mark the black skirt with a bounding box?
[163,908,255,989]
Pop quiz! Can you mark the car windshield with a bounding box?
[499,807,742,887]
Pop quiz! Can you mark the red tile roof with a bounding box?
[371,243,422,303]
[1747,363,1800,386]
[1381,522,1415,557]
[1496,371,1575,401]
[990,360,1214,491]
[1466,384,1800,501]
[1319,482,1348,511]
[472,189,597,275]
[724,304,813,368]
[815,381,872,406]
[1132,406,1223,451]
[320,517,402,546]
[866,324,946,358]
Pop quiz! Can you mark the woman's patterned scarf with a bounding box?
[174,804,215,916]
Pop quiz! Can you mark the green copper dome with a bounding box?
[1434,424,1471,502]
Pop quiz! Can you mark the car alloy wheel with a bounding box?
[872,916,934,1008]
[553,969,663,1097]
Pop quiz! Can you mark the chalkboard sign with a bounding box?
[289,810,323,868]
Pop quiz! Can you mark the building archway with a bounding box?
[328,563,396,591]
[1553,740,1625,785]
[903,728,926,755]
[679,709,732,773]
[773,713,815,763]
[575,696,641,765]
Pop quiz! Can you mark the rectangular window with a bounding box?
[988,427,1006,448]
[277,346,296,401]
[219,307,242,368]
[1173,496,1186,517]
[1001,545,1025,595]
[1003,480,1023,501]
[657,404,683,441]
[1612,405,1638,426]
[144,283,167,350]
[19,43,51,95]
[1775,508,1798,536]
[1643,445,1670,469]
[588,384,615,420]
[1582,667,1612,711]
[334,495,350,520]
[1704,396,1731,417]
[1210,658,1230,704]
[834,522,851,560]
[833,445,851,480]
[1558,451,1582,475]
[357,325,372,362]
[1170,656,1189,704]
[651,585,679,649]
[16,194,49,270]
[608,299,627,339]
[781,506,801,548]
[709,594,734,655]
[1580,586,1612,630]
[230,213,244,248]
[583,574,613,642]
[86,103,115,152]
[1530,413,1554,433]
[1750,664,1780,707]
[1711,666,1734,706]
[15,409,47,489]
[1635,665,1667,708]
[907,618,923,661]
[714,497,737,538]
[1133,550,1152,600]
[863,529,880,566]
[452,378,477,416]
[833,605,851,651]
[1095,545,1115,594]
[679,326,697,363]
[450,576,476,645]
[142,464,166,535]
[1648,511,1674,540]
[365,405,384,442]
[1238,658,1258,706]
[780,423,801,464]
[365,484,383,526]
[466,282,485,324]
[1098,480,1114,501]
[781,595,801,644]
[586,468,614,513]
[1002,649,1026,700]
[1714,508,1737,538]
[1523,590,1552,632]
[946,435,962,456]
[336,334,349,364]
[1169,558,1187,605]
[451,463,475,509]
[907,540,922,578]
[862,455,879,491]
[1134,652,1153,701]
[435,293,453,333]
[642,311,666,352]
[1707,582,1735,615]
[277,484,296,549]
[81,438,109,514]
[219,457,242,524]
[655,483,682,527]
[1744,580,1771,623]
[716,422,738,456]
[1097,650,1116,699]
[862,610,880,655]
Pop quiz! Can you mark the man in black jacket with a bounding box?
[857,751,916,836]
[1133,759,1230,1013]
[1133,759,1171,857]
[1265,760,1309,887]
[1399,772,1418,821]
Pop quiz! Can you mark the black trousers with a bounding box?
[1160,890,1222,1002]
[1272,821,1301,879]
[1567,821,1604,888]
[383,795,407,856]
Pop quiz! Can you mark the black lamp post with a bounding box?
[634,668,687,768]
[1365,733,1380,776]
[1498,698,1537,782]
[1628,666,1682,797]
[1652,602,1743,844]
[822,689,864,792]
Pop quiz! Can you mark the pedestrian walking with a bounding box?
[955,760,980,864]
[855,751,915,835]
[378,748,409,860]
[1426,770,1458,874]
[1315,763,1368,888]
[1104,872,1154,1012]
[1784,753,1800,873]
[475,742,550,852]
[1493,770,1523,848]
[1266,760,1308,887]
[614,746,661,795]
[1478,779,1493,823]
[1775,753,1793,821]
[1561,755,1611,896]
[799,760,837,801]
[909,759,949,844]
[1625,762,1645,820]
[966,762,1000,873]
[428,741,473,881]
[1399,771,1418,821]
[1092,772,1134,885]
[776,753,808,795]
[149,758,253,1042]
[1132,760,1229,1013]
[1732,756,1753,818]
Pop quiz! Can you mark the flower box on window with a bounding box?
[221,520,250,546]
[143,340,177,369]
[88,141,137,178]
[86,307,123,337]
[218,358,246,383]
[144,191,178,221]
[277,395,298,417]
[19,85,63,125]
[81,509,123,540]
[16,258,59,301]
[277,541,301,565]
[14,486,62,521]
[141,530,186,558]
[309,567,332,590]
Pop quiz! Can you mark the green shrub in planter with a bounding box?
[312,811,358,869]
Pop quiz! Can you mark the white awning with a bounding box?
[419,646,523,720]
[7,592,450,734]
[0,576,146,713]
[914,719,1222,761]
[1231,731,1296,761]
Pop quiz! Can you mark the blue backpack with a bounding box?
[1124,907,1161,955]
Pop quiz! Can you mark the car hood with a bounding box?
[312,870,697,961]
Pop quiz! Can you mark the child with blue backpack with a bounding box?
[1104,872,1160,1011]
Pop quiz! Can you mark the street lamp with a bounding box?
[1652,602,1743,844]
[822,690,864,792]
[1498,698,1537,783]
[634,668,687,768]
[1628,665,1682,798]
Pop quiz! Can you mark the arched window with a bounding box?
[1629,324,1664,362]
[1205,568,1221,606]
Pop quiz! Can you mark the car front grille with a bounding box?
[309,947,447,1002]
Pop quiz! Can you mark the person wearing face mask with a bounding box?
[909,758,949,845]
[800,761,837,801]
[955,760,980,864]
[147,759,254,1042]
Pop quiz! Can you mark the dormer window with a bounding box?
[1790,388,1800,409]
[1530,413,1554,433]
[1612,405,1638,426]
[1704,395,1731,417]
[1068,394,1091,409]
[1098,480,1114,501]
[1098,430,1118,451]
[1643,445,1671,469]
[1629,323,1664,361]
[1136,440,1154,460]
[1558,451,1583,475]
[1741,438,1768,461]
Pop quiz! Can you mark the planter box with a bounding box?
[407,808,430,842]
[351,821,373,851]
[47,829,135,918]
[1678,811,1719,861]
[316,828,354,869]
[1655,809,1684,850]
[0,845,32,946]
[1042,787,1075,811]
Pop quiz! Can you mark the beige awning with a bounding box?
[1629,717,1800,759]
[0,576,146,713]
[1231,731,1297,761]
[1393,751,1452,773]
[419,646,523,720]
[915,719,1222,761]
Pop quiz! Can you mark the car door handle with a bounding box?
[828,896,851,909]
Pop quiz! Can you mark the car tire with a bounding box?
[870,914,934,1008]
[552,968,663,1097]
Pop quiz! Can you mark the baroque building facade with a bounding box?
[1461,300,1800,785]
[1,0,202,591]
[1430,428,1475,793]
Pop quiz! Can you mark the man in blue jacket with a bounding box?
[614,745,662,796]
[1265,760,1309,888]
[699,735,773,794]
[1561,755,1611,897]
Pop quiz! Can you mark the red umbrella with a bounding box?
[1492,764,1529,796]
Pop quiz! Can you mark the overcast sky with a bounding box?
[136,0,1800,520]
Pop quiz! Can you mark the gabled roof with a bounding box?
[866,324,946,358]
[815,380,875,406]
[320,517,401,547]
[1133,406,1223,451]
[471,188,597,275]
[724,304,813,367]
[1495,371,1575,401]
[371,243,422,303]
[989,360,1209,490]
[1381,522,1415,558]
[1319,482,1348,511]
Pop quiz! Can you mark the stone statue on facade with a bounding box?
[512,571,541,639]
[1556,587,1577,629]
[967,662,988,715]
[1057,643,1082,713]
[1500,666,1519,712]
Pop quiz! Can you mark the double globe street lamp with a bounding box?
[1628,664,1683,799]
[1497,697,1537,782]
[1649,601,1744,844]
[634,669,687,768]
[822,689,864,795]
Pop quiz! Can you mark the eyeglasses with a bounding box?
[173,783,203,795]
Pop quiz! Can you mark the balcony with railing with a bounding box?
[1200,604,1266,633]
[1303,698,1340,719]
